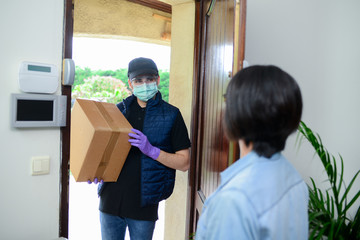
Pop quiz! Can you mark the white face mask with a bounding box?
[132,82,158,102]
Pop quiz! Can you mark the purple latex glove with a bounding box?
[87,177,104,184]
[128,128,160,160]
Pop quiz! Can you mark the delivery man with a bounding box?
[95,57,191,240]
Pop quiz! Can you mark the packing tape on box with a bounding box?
[94,101,121,179]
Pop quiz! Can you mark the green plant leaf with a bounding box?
[349,206,360,239]
[298,121,360,240]
[334,218,345,239]
[340,170,360,215]
[337,155,344,198]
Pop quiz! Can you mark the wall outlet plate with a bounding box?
[31,156,50,175]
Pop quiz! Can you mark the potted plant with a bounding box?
[298,121,360,239]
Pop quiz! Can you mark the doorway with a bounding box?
[62,1,197,239]
[61,0,173,238]
[68,37,170,240]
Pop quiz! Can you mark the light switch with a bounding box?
[31,156,50,175]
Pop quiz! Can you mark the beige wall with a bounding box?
[166,2,195,240]
[75,0,171,45]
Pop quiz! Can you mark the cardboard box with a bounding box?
[70,99,132,182]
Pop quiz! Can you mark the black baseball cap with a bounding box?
[127,57,159,80]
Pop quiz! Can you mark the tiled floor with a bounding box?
[68,175,164,240]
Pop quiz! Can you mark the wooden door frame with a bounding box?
[60,0,73,237]
[187,0,205,236]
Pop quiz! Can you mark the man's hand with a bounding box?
[87,177,104,184]
[128,128,160,160]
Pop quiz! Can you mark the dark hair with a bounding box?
[224,65,302,158]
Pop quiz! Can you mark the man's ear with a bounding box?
[128,79,133,90]
[156,75,160,85]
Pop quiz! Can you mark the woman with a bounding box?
[195,65,308,240]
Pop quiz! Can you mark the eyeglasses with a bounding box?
[131,75,158,85]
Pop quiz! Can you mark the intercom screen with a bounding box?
[17,99,54,121]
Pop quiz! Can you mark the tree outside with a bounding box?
[72,75,131,104]
[72,66,170,103]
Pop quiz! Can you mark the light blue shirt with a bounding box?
[195,151,308,240]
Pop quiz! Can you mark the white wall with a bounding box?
[246,0,360,216]
[0,0,64,239]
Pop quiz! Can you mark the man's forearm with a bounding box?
[155,148,190,172]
